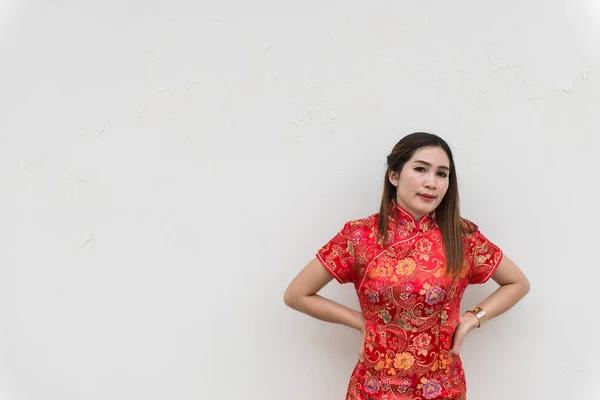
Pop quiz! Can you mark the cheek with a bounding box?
[397,177,414,193]
[439,182,450,197]
[400,173,421,190]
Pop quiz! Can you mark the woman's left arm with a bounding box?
[451,255,531,354]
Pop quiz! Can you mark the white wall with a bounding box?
[0,1,599,399]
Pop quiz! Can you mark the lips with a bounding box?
[418,194,436,201]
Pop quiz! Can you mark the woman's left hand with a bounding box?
[450,312,479,355]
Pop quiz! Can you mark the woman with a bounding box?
[284,132,530,399]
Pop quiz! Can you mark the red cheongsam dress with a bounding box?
[316,201,503,400]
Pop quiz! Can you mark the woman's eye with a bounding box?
[414,167,426,172]
[437,171,448,178]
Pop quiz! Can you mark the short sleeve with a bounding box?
[467,229,504,284]
[316,221,357,284]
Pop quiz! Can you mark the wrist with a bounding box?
[465,306,490,328]
[462,311,480,330]
[350,310,365,332]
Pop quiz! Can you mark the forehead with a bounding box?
[408,146,450,167]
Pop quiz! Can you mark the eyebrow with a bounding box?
[413,160,450,171]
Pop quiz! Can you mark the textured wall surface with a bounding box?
[0,1,598,399]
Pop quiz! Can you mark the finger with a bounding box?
[451,333,464,354]
[450,342,460,355]
[360,329,367,361]
[359,336,366,361]
[450,345,460,355]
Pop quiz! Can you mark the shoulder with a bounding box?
[347,213,378,229]
[341,213,379,241]
[460,218,483,249]
[460,218,500,255]
[460,217,481,240]
[460,217,479,232]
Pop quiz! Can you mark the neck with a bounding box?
[395,198,426,222]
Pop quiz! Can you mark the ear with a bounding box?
[388,170,400,187]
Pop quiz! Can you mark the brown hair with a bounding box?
[377,132,474,279]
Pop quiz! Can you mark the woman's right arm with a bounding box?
[284,258,364,333]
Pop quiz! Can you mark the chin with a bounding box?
[416,204,436,215]
[420,208,435,216]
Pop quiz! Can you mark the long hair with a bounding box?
[377,132,474,279]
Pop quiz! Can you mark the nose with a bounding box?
[424,174,437,189]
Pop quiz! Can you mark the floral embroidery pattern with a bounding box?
[396,259,416,276]
[420,378,443,399]
[394,352,415,371]
[413,333,432,356]
[317,201,503,399]
[379,309,392,324]
[422,283,445,305]
[364,376,381,394]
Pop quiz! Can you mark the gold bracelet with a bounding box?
[466,306,489,328]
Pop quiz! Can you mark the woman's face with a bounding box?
[389,146,451,221]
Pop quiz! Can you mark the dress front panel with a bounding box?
[317,202,503,399]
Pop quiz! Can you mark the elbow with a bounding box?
[522,277,531,296]
[283,286,298,310]
[284,285,310,311]
[516,275,531,299]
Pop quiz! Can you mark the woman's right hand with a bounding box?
[355,311,366,362]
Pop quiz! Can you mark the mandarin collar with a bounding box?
[390,199,437,235]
